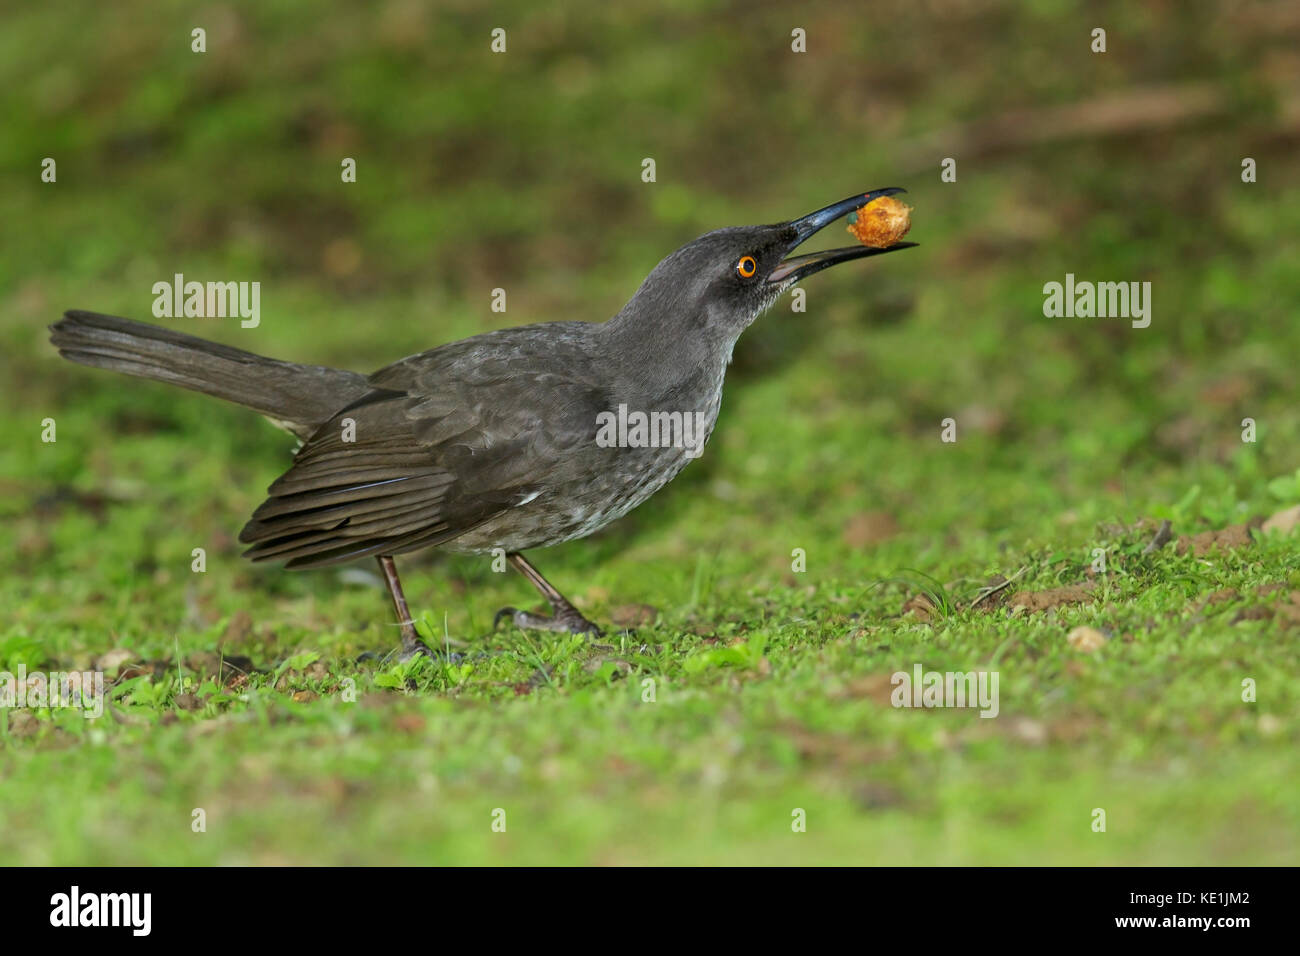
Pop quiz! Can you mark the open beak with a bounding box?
[767,187,917,286]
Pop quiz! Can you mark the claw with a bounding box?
[397,639,435,662]
[396,639,465,664]
[492,605,603,637]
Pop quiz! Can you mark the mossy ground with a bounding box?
[1,1,1297,864]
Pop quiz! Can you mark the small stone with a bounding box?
[1066,626,1107,652]
[610,604,657,628]
[1262,504,1300,535]
[94,648,136,673]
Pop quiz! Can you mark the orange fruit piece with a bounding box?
[846,195,912,248]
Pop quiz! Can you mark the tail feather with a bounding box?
[50,310,370,439]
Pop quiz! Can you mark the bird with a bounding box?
[50,188,915,659]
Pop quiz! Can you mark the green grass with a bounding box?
[1,0,1298,864]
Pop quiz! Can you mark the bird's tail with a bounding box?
[49,310,371,439]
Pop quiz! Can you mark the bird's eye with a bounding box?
[736,255,757,278]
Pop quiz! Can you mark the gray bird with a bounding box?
[50,188,915,658]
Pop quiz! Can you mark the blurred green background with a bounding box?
[1,0,1297,865]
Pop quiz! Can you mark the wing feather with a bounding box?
[238,322,610,568]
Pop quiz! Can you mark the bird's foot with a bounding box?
[395,622,464,663]
[392,642,467,665]
[355,640,463,665]
[493,604,604,637]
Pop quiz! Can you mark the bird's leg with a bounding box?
[377,555,435,660]
[494,552,603,636]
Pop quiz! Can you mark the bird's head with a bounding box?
[609,188,916,357]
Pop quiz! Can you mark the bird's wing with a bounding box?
[238,326,609,568]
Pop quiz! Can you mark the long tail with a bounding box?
[50,310,371,440]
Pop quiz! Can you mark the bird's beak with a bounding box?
[767,187,917,286]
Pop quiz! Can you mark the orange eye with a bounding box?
[736,255,757,278]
